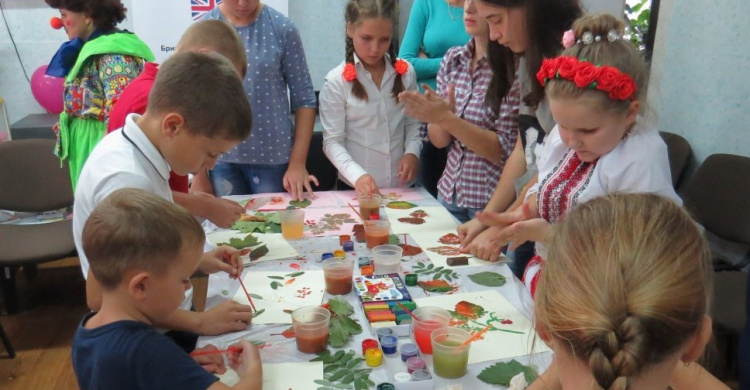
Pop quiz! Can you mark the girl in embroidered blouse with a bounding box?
[320,0,422,195]
[529,193,727,390]
[45,0,153,191]
[475,14,680,295]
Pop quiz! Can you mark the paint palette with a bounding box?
[354,274,410,302]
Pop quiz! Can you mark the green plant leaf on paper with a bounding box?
[477,359,538,385]
[231,220,266,234]
[251,308,265,318]
[249,244,269,261]
[386,201,417,209]
[468,271,507,287]
[388,234,400,245]
[267,276,285,280]
[286,271,305,277]
[249,293,263,300]
[329,297,354,316]
[217,233,259,250]
[289,198,312,208]
[270,281,283,290]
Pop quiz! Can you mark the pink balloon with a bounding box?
[30,65,65,114]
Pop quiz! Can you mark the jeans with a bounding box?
[439,196,483,224]
[209,162,288,196]
[417,141,448,198]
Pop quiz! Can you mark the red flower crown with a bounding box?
[342,59,409,82]
[536,56,637,101]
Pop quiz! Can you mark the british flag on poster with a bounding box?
[191,0,222,20]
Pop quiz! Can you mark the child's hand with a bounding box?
[283,164,320,201]
[191,344,227,374]
[228,340,262,388]
[399,84,455,125]
[464,225,506,262]
[197,300,252,335]
[194,192,244,229]
[397,154,419,186]
[458,218,487,249]
[200,246,243,278]
[354,174,379,195]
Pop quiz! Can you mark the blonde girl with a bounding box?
[532,193,727,390]
[320,0,422,195]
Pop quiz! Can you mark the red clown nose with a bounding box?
[50,17,63,30]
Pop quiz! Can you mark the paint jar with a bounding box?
[404,273,418,286]
[359,193,382,221]
[365,348,383,367]
[411,369,432,381]
[364,220,390,249]
[393,372,412,383]
[339,234,351,245]
[376,383,395,390]
[411,307,451,354]
[358,256,371,268]
[372,244,402,275]
[400,342,419,362]
[321,252,334,261]
[431,326,471,379]
[360,265,374,276]
[406,356,426,373]
[380,335,398,355]
[323,258,353,295]
[280,209,305,239]
[362,338,379,355]
[342,240,354,252]
[376,327,393,341]
[291,306,330,354]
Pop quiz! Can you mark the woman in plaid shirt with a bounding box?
[400,0,520,223]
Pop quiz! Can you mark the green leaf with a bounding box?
[340,316,362,335]
[426,263,434,270]
[231,220,266,234]
[445,273,453,282]
[289,198,312,208]
[328,320,350,348]
[249,293,263,300]
[249,244,269,261]
[345,357,362,369]
[340,373,355,384]
[354,378,367,390]
[286,271,305,277]
[388,234,400,245]
[267,276,285,280]
[265,212,282,225]
[270,281,283,290]
[251,308,265,318]
[386,201,417,209]
[468,271,507,287]
[314,379,333,386]
[333,383,353,389]
[329,297,355,316]
[217,233,260,249]
[477,359,538,385]
[327,369,349,382]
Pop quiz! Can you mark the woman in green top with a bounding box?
[45,0,154,190]
[399,0,471,198]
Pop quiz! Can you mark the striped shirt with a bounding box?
[431,39,520,209]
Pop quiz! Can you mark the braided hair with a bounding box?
[536,193,712,389]
[344,0,405,102]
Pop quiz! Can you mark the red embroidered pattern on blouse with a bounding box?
[538,150,597,223]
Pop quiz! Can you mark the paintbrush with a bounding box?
[189,346,241,357]
[223,252,257,312]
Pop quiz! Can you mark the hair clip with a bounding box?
[607,29,621,42]
[581,32,594,45]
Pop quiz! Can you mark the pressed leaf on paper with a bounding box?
[289,199,312,208]
[477,359,538,385]
[249,244,269,261]
[468,271,507,287]
[427,246,462,256]
[417,279,457,293]
[385,201,417,209]
[438,233,461,245]
[217,233,260,250]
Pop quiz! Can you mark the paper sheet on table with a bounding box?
[415,290,550,363]
[384,205,458,234]
[333,187,427,205]
[232,270,325,324]
[207,231,299,264]
[232,191,343,210]
[302,207,360,237]
[216,361,324,389]
[408,230,496,268]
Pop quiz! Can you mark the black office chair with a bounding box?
[306,132,337,191]
[659,131,692,189]
[681,153,750,378]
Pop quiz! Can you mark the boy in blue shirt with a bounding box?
[73,188,262,390]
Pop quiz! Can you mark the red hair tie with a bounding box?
[394,59,408,76]
[343,63,357,82]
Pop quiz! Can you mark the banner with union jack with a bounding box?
[191,0,223,20]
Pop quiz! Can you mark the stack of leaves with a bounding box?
[412,263,459,281]
[325,297,363,348]
[231,212,282,234]
[468,271,506,287]
[217,233,269,262]
[310,350,374,390]
[477,359,538,386]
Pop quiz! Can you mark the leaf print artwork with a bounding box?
[306,213,358,235]
[427,246,463,256]
[438,233,461,245]
[417,279,459,293]
[386,201,418,209]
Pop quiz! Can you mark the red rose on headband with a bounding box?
[573,62,601,88]
[557,57,581,79]
[609,76,637,100]
[343,63,357,82]
[596,66,620,92]
[394,59,409,75]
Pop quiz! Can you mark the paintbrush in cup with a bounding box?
[397,301,420,322]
